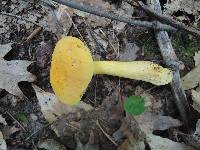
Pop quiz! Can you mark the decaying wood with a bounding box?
[138,1,200,37]
[147,0,190,130]
[52,0,176,31]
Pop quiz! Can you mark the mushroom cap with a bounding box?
[50,36,94,105]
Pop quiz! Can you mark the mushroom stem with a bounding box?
[93,61,172,85]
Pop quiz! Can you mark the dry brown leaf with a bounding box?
[194,51,200,66]
[191,90,200,113]
[0,115,7,126]
[135,112,158,134]
[0,43,36,98]
[134,86,181,134]
[0,131,7,150]
[38,139,66,150]
[44,4,73,38]
[74,0,114,27]
[177,119,200,149]
[112,2,134,32]
[153,116,182,131]
[193,119,200,144]
[164,0,200,15]
[76,130,100,150]
[119,41,139,61]
[134,86,161,110]
[147,134,195,150]
[32,84,93,123]
[2,125,21,139]
[133,86,161,134]
[113,114,145,150]
[0,16,8,34]
[117,138,145,150]
[86,28,108,54]
[182,64,200,90]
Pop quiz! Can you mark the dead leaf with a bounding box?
[134,86,162,111]
[71,0,133,28]
[191,90,200,113]
[49,0,114,28]
[0,16,8,34]
[113,2,134,33]
[119,41,139,61]
[32,84,93,123]
[86,29,108,53]
[75,0,113,27]
[146,134,195,150]
[164,0,200,15]
[133,86,162,134]
[130,86,181,139]
[112,114,145,150]
[45,4,73,38]
[2,125,21,139]
[182,64,200,90]
[192,119,200,146]
[118,138,145,150]
[194,119,200,137]
[175,119,200,149]
[38,139,66,150]
[0,115,7,126]
[113,22,127,33]
[194,51,200,66]
[0,43,36,98]
[0,131,7,150]
[76,130,100,150]
[35,41,53,69]
[153,116,182,131]
[135,112,158,134]
[0,93,20,107]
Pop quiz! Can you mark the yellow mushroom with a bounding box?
[50,36,172,105]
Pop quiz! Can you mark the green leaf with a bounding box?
[124,96,145,116]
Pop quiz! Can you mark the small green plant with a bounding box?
[15,112,28,125]
[172,33,200,56]
[124,96,145,116]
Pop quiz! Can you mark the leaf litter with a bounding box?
[1,0,200,149]
[0,131,7,150]
[0,43,36,98]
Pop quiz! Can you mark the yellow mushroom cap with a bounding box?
[50,36,94,105]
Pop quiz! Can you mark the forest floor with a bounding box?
[0,0,200,149]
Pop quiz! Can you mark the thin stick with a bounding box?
[96,120,118,146]
[25,123,51,141]
[52,0,176,31]
[65,10,86,44]
[25,27,43,43]
[147,0,190,130]
[138,1,200,37]
[6,111,26,132]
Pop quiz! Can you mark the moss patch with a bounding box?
[172,33,200,56]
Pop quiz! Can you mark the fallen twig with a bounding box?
[6,111,26,132]
[96,120,118,146]
[52,0,176,31]
[138,1,200,37]
[147,0,190,130]
[25,123,51,141]
[25,27,43,43]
